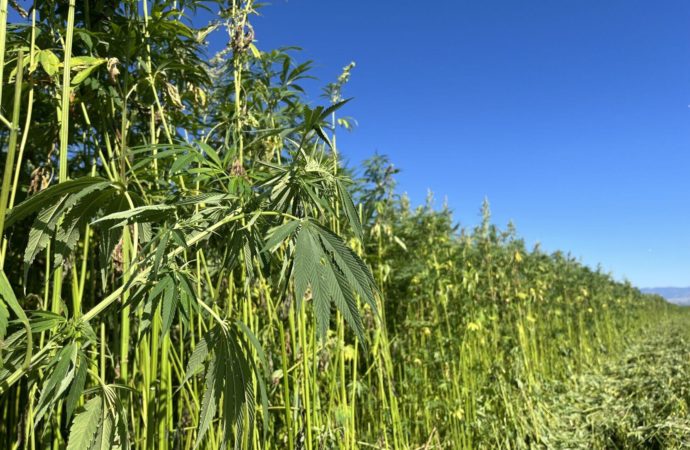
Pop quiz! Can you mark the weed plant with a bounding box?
[0,2,686,449]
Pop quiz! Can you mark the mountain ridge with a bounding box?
[640,287,690,305]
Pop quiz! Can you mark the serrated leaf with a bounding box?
[292,222,375,342]
[194,324,258,449]
[152,229,171,275]
[24,195,71,277]
[0,271,31,368]
[240,326,269,443]
[92,204,175,228]
[0,297,8,342]
[312,223,377,311]
[66,354,88,421]
[262,220,300,253]
[176,273,195,324]
[183,336,209,386]
[5,177,111,229]
[98,194,128,288]
[170,152,198,174]
[295,225,332,337]
[160,277,178,338]
[66,396,103,450]
[319,98,352,122]
[35,342,78,426]
[314,125,332,149]
[29,311,66,333]
[197,142,222,168]
[195,357,218,448]
[336,179,363,240]
[235,320,267,369]
[138,294,154,336]
[24,180,114,278]
[328,256,365,343]
[225,335,253,448]
[138,222,153,243]
[55,188,117,267]
[89,405,113,450]
[293,224,318,309]
[114,393,130,450]
[0,298,7,368]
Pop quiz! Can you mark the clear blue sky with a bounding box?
[226,1,690,287]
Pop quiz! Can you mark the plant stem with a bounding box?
[0,48,22,269]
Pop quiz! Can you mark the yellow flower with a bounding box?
[467,322,481,331]
[343,345,356,361]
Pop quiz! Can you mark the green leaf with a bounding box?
[114,393,130,450]
[170,152,199,174]
[98,193,128,288]
[71,56,105,68]
[89,405,113,450]
[66,396,103,450]
[336,179,363,240]
[55,188,117,267]
[312,223,377,310]
[235,320,269,442]
[39,50,60,76]
[34,342,78,426]
[0,296,8,343]
[146,273,172,306]
[195,357,218,448]
[71,58,106,86]
[313,125,333,149]
[182,336,209,386]
[29,311,66,333]
[294,224,330,336]
[5,177,112,229]
[292,221,376,343]
[263,219,300,253]
[0,298,7,368]
[224,336,252,448]
[176,273,195,324]
[92,204,175,228]
[327,255,365,343]
[320,98,352,122]
[160,276,178,338]
[152,229,171,275]
[194,324,259,449]
[24,195,71,276]
[0,271,31,368]
[197,142,223,168]
[24,180,112,279]
[235,320,267,369]
[66,354,88,421]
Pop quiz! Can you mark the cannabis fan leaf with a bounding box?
[184,320,268,449]
[277,219,378,342]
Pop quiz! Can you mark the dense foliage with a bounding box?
[0,1,687,449]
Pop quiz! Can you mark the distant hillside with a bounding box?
[640,287,690,305]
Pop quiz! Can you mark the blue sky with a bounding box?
[213,1,690,287]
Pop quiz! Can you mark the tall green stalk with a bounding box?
[0,49,23,269]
